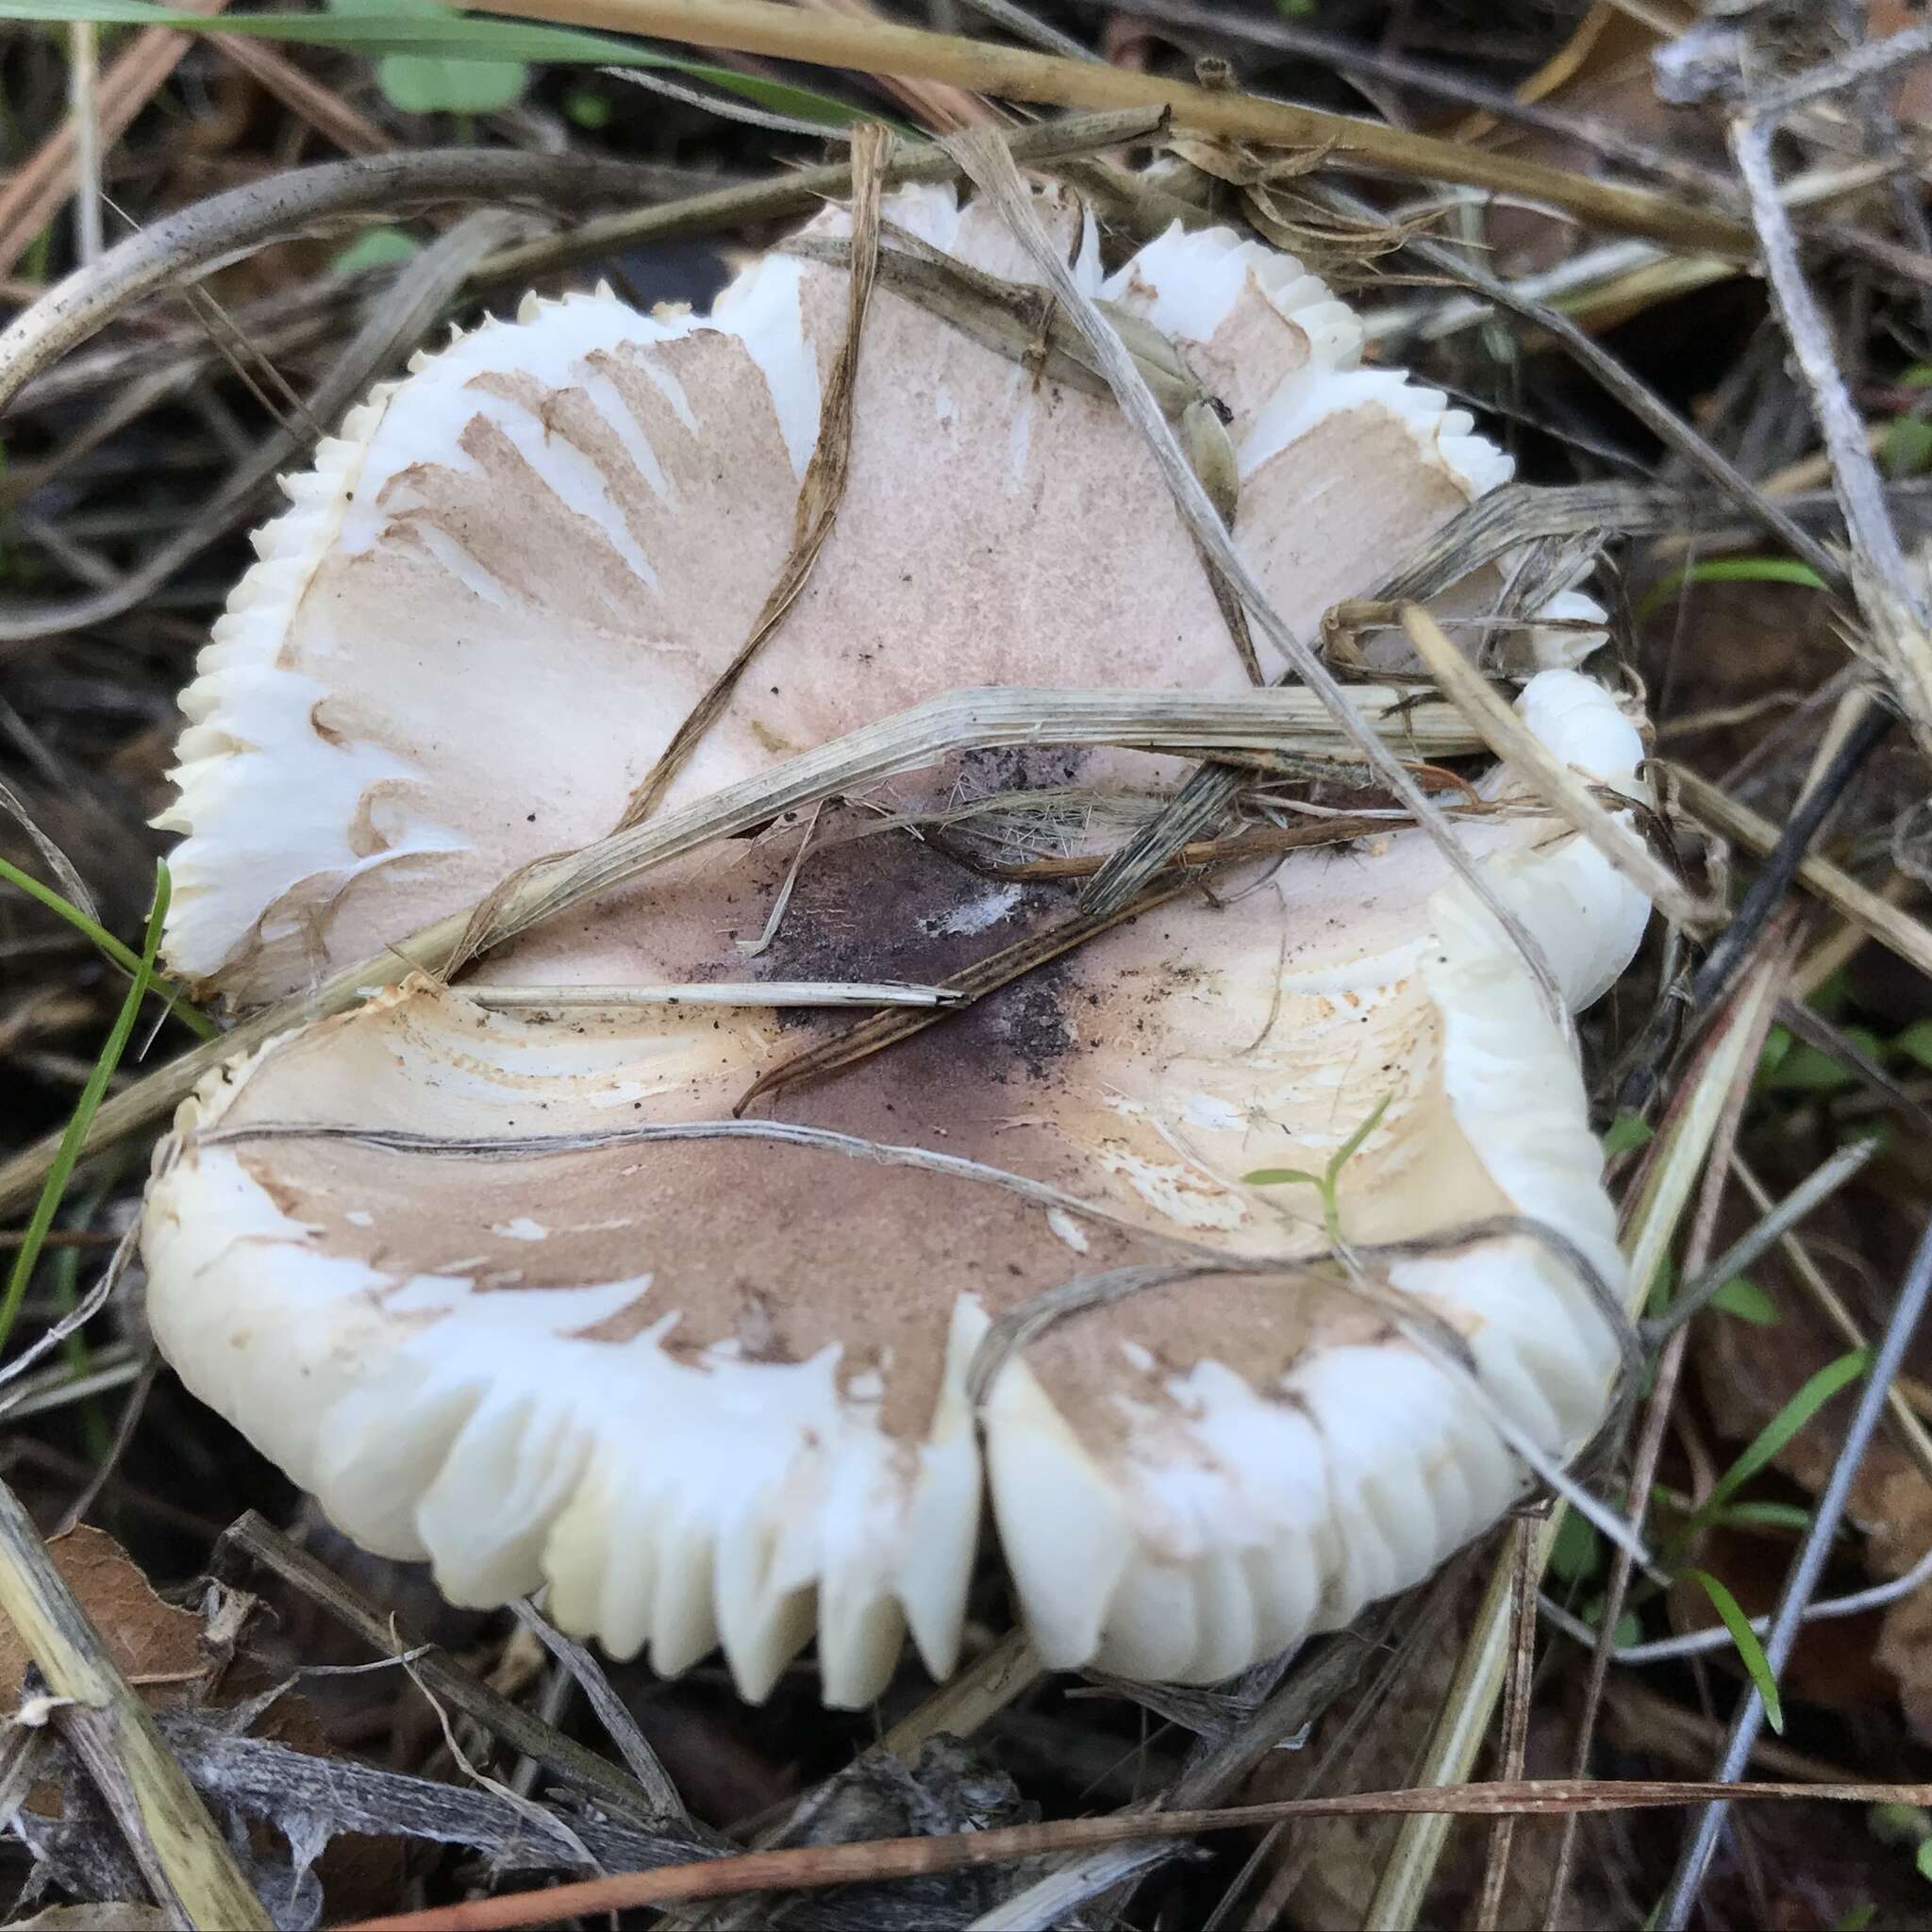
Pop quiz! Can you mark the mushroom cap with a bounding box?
[157,185,1583,1004]
[142,182,1647,1706]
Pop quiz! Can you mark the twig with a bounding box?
[951,0,1094,63]
[0,1476,271,1929]
[1655,1208,1932,1928]
[1732,79,1932,758]
[473,107,1165,287]
[0,150,736,418]
[463,980,962,1008]
[53,1352,158,1538]
[1541,1541,1932,1666]
[1733,1153,1932,1497]
[1750,17,1932,119]
[1103,0,1732,197]
[339,1777,1932,1932]
[880,1630,1044,1765]
[1619,703,1896,1113]
[0,207,525,641]
[458,0,1751,250]
[508,1601,689,1824]
[1669,759,1932,983]
[1644,1136,1878,1341]
[1473,1524,1541,1932]
[969,1617,1397,1930]
[0,1223,135,1407]
[212,1512,686,1828]
[734,881,1188,1112]
[1320,183,1845,594]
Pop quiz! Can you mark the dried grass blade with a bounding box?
[941,809,1412,880]
[509,1601,689,1824]
[0,206,524,643]
[1399,603,1702,925]
[213,1513,673,1826]
[1671,760,1932,982]
[734,882,1185,1111]
[0,684,1480,1221]
[0,0,229,275]
[945,128,1569,1022]
[458,0,1753,251]
[0,1474,272,1929]
[0,150,712,417]
[0,773,98,921]
[616,123,891,830]
[475,107,1167,289]
[464,980,959,1008]
[340,1775,1932,1932]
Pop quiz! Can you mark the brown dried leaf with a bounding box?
[0,1525,207,1708]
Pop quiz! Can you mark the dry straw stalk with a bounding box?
[460,0,1752,253]
[0,684,1482,1219]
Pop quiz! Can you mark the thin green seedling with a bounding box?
[1890,1016,1932,1069]
[1688,1568,1785,1733]
[1603,1110,1653,1157]
[0,862,169,1357]
[1244,1091,1654,1574]
[1243,1092,1392,1249]
[1866,1805,1932,1889]
[329,0,525,112]
[1636,557,1828,624]
[0,852,215,1040]
[1709,1274,1780,1324]
[1884,414,1932,478]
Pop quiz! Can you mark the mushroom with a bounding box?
[142,181,1653,1706]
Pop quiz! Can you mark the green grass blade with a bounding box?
[1694,1347,1869,1527]
[1637,557,1828,623]
[1710,1274,1781,1324]
[1688,1567,1785,1733]
[0,862,170,1357]
[0,0,875,126]
[1699,1500,1815,1534]
[0,852,216,1040]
